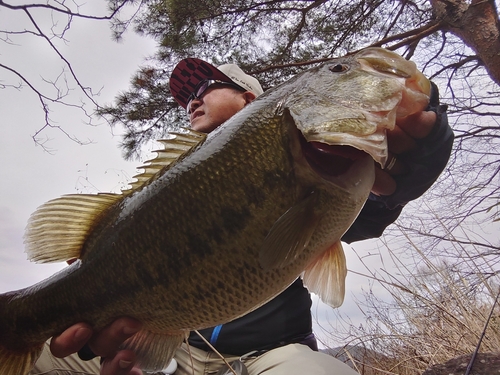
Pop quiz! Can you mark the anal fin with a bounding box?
[121,329,186,372]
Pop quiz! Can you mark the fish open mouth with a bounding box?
[299,131,370,177]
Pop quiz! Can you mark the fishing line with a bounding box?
[184,337,195,375]
[193,330,238,375]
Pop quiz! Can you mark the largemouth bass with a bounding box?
[0,47,430,374]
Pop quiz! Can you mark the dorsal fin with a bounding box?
[24,130,207,263]
[122,130,206,194]
[24,193,122,263]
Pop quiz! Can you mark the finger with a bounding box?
[50,323,93,358]
[387,124,417,155]
[396,111,436,139]
[89,317,142,358]
[372,166,397,196]
[388,111,437,154]
[100,350,143,375]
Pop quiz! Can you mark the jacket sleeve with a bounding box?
[342,82,454,244]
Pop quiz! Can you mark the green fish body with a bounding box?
[0,48,430,374]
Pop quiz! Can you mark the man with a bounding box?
[32,57,453,375]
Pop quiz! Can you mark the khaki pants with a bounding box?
[31,341,359,375]
[31,342,100,375]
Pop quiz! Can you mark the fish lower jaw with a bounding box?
[297,125,378,186]
[304,129,388,168]
[300,144,376,193]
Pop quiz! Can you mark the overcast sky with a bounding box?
[0,2,156,290]
[0,1,394,348]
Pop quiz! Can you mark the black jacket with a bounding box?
[188,82,454,355]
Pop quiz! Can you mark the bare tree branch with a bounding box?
[0,0,145,150]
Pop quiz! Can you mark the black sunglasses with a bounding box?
[186,79,245,114]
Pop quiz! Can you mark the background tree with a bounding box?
[317,232,500,374]
[99,0,499,280]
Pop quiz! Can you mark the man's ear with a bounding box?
[243,91,257,105]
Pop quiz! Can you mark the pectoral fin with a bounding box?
[259,190,323,270]
[302,241,347,308]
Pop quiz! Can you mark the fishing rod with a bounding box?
[464,287,500,375]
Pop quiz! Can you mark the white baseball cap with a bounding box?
[170,58,264,108]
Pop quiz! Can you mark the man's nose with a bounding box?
[188,98,202,114]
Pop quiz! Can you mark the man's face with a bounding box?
[189,86,252,133]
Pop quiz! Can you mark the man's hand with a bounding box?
[371,110,437,196]
[49,318,143,375]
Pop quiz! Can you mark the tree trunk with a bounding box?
[430,0,500,86]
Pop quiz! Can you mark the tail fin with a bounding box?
[0,345,43,375]
[0,293,43,375]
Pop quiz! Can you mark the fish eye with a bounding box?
[329,64,349,73]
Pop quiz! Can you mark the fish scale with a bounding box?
[0,47,431,374]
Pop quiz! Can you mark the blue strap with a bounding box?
[210,324,223,345]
